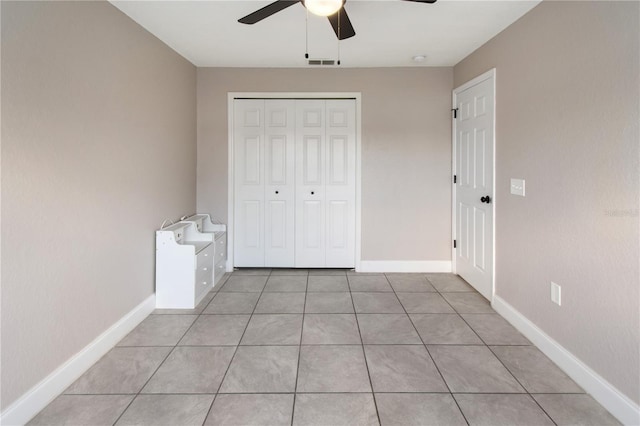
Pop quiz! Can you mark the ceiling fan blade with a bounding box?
[328,8,356,40]
[401,0,437,3]
[238,0,300,24]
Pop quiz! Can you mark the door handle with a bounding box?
[481,196,491,204]
[275,190,279,194]
[311,191,315,195]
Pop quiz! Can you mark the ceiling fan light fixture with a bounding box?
[303,0,344,17]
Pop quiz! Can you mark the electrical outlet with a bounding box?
[510,178,525,196]
[551,282,561,306]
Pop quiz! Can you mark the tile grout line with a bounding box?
[483,344,559,426]
[201,272,234,312]
[71,275,233,425]
[434,274,560,426]
[198,272,238,426]
[200,270,273,426]
[430,274,558,426]
[431,274,555,425]
[290,272,310,426]
[110,274,239,425]
[347,273,383,426]
[113,343,534,348]
[385,272,471,426]
[110,299,208,425]
[61,390,589,396]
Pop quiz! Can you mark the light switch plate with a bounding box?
[510,178,525,196]
[551,282,561,306]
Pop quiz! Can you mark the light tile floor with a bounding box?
[29,270,621,426]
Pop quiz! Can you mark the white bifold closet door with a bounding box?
[234,99,265,267]
[265,101,296,266]
[234,100,295,267]
[295,100,356,267]
[234,98,355,268]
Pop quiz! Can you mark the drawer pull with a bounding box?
[202,267,208,271]
[204,253,209,257]
[202,281,207,285]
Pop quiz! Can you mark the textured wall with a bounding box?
[197,67,453,261]
[454,1,639,404]
[1,1,196,409]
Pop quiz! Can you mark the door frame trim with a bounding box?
[451,69,496,300]
[227,92,363,271]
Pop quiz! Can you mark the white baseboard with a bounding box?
[358,260,452,273]
[492,295,640,426]
[0,295,156,426]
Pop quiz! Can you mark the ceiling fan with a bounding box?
[238,0,437,40]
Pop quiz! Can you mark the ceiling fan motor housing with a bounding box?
[301,0,346,17]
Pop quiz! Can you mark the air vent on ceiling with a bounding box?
[308,59,339,66]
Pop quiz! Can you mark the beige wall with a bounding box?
[454,1,639,404]
[1,1,196,409]
[197,68,453,261]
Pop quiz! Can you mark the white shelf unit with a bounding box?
[181,214,227,286]
[155,222,215,309]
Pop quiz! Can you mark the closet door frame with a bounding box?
[227,92,362,271]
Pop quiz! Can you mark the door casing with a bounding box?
[227,92,363,271]
[451,69,496,300]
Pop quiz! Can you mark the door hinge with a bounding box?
[452,108,458,119]
[453,239,457,248]
[453,175,457,184]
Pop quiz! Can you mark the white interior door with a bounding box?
[454,73,495,300]
[295,100,326,267]
[234,100,265,267]
[325,100,356,267]
[264,100,295,267]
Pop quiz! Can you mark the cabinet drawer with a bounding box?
[196,243,215,270]
[195,276,210,300]
[196,264,213,298]
[196,271,211,289]
[196,262,213,282]
[214,259,226,285]
[214,235,227,263]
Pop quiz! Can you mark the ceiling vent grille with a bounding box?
[308,59,337,66]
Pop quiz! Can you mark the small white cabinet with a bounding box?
[181,214,227,287]
[155,215,227,309]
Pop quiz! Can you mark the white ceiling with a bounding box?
[110,0,540,68]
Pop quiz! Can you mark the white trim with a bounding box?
[227,93,235,272]
[0,295,156,426]
[358,261,452,273]
[354,97,362,272]
[451,68,496,300]
[227,92,363,271]
[493,295,640,426]
[454,68,496,93]
[451,89,457,274]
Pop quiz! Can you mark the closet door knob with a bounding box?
[275,191,279,194]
